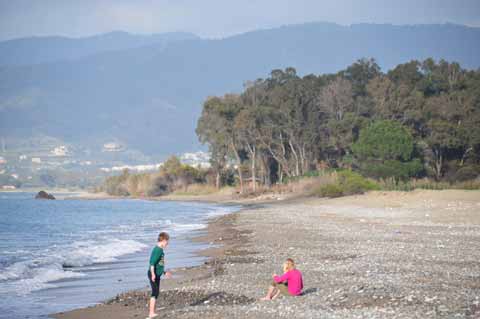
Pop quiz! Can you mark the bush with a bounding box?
[314,184,344,198]
[337,170,380,195]
[454,179,480,190]
[101,156,210,197]
[147,174,173,196]
[452,165,480,182]
[361,159,423,180]
[311,170,379,198]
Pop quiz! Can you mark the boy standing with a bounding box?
[147,232,172,318]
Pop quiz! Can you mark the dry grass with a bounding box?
[238,171,339,198]
[377,177,480,191]
[172,184,236,196]
[172,184,219,196]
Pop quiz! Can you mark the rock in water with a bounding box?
[35,190,56,200]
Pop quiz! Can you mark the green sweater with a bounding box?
[149,246,165,276]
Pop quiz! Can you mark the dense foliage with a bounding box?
[197,58,480,192]
[102,156,208,196]
[351,120,423,180]
[312,171,380,198]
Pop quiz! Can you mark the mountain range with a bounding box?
[1,22,479,160]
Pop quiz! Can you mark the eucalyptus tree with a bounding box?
[196,95,246,192]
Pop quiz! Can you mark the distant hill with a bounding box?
[0,31,199,66]
[0,23,479,160]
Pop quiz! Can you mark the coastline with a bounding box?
[51,207,253,319]
[52,189,480,318]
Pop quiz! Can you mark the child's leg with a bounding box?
[149,297,156,316]
[271,288,281,300]
[148,273,160,317]
[261,285,278,300]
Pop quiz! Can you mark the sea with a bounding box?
[0,192,239,319]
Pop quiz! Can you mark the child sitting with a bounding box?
[261,258,303,300]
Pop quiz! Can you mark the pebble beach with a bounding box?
[53,189,480,319]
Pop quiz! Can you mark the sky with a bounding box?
[1,0,480,41]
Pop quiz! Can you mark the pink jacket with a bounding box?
[274,269,303,296]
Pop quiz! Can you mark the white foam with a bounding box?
[206,206,240,218]
[0,238,147,295]
[0,262,84,295]
[0,261,29,282]
[171,223,205,233]
[16,265,84,294]
[63,239,147,267]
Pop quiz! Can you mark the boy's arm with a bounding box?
[150,265,156,280]
[149,249,161,266]
[149,249,161,279]
[273,272,290,283]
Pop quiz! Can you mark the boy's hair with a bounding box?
[158,232,170,242]
[285,258,295,270]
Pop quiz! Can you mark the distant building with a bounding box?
[103,142,123,152]
[51,145,69,156]
[100,163,162,173]
[2,185,16,190]
[180,151,211,168]
[32,157,42,164]
[0,156,6,164]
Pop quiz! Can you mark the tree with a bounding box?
[342,58,381,97]
[196,95,246,193]
[422,93,469,180]
[195,58,480,187]
[318,77,354,121]
[235,107,261,191]
[317,77,357,165]
[352,120,422,180]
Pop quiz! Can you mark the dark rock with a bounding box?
[35,190,55,200]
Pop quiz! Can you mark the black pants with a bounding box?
[148,270,161,299]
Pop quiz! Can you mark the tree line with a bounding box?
[196,58,480,193]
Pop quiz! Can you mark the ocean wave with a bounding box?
[63,239,147,267]
[0,264,84,295]
[139,219,205,234]
[206,206,240,218]
[170,223,205,232]
[0,238,147,295]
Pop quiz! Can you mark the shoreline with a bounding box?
[53,189,480,318]
[51,205,254,319]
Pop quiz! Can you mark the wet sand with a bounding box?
[52,189,480,318]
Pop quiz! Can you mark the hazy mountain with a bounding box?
[1,22,479,159]
[0,31,199,66]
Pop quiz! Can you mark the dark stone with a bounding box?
[35,190,56,200]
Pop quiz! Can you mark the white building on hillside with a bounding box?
[100,163,162,173]
[180,151,211,168]
[103,142,123,152]
[51,145,69,156]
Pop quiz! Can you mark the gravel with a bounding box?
[93,191,480,318]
